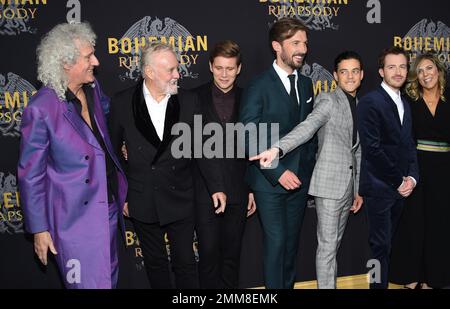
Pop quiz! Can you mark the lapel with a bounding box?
[230,87,242,122]
[63,101,102,150]
[335,87,361,148]
[153,95,180,163]
[90,82,124,173]
[296,70,305,120]
[334,87,354,145]
[354,95,360,148]
[268,67,299,121]
[91,85,107,138]
[200,82,222,124]
[132,81,161,149]
[131,81,181,163]
[401,95,411,131]
[378,86,402,129]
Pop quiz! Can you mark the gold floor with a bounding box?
[296,274,403,289]
[254,274,404,289]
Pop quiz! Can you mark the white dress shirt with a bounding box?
[273,60,300,104]
[143,81,169,141]
[381,81,404,124]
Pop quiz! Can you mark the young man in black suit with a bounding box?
[192,40,256,288]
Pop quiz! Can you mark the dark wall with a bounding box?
[1,0,448,288]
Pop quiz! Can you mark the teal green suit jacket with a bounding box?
[240,67,317,193]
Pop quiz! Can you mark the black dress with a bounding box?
[390,90,450,288]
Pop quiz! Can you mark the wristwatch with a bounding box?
[277,147,283,157]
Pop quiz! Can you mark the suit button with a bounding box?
[85,155,89,160]
[84,201,88,205]
[349,166,353,170]
[138,146,143,151]
[171,186,175,190]
[154,186,158,190]
[85,179,90,183]
[171,166,175,170]
[151,166,155,170]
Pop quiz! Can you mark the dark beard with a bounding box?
[281,51,304,70]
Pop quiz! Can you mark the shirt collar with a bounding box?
[65,84,92,103]
[143,80,170,102]
[212,82,235,98]
[65,89,77,102]
[343,91,356,102]
[273,60,298,81]
[342,88,357,103]
[381,81,401,102]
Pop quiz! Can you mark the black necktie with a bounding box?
[288,74,298,106]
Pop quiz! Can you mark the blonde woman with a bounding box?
[390,52,450,289]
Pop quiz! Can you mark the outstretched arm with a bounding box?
[250,93,331,167]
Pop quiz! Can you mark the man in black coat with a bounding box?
[109,42,226,289]
[192,41,256,288]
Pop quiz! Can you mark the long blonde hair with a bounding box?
[405,52,446,102]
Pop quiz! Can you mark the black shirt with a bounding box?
[409,90,450,143]
[343,90,358,146]
[66,85,118,203]
[212,83,235,123]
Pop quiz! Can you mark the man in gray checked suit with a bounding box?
[250,51,364,288]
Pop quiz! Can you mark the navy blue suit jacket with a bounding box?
[357,85,419,199]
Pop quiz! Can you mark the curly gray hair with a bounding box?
[36,22,96,100]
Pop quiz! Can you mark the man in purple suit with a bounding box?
[18,22,127,289]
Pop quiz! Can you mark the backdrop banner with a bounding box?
[0,0,448,289]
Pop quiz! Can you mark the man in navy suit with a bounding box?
[357,47,419,289]
[239,17,316,289]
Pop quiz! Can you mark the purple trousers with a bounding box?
[109,200,119,289]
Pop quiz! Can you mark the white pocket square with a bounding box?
[306,97,312,103]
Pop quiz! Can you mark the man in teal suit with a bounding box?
[239,17,316,289]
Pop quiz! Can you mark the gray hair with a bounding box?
[36,22,96,100]
[140,42,176,76]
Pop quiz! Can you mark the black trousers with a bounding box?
[195,200,247,288]
[132,216,199,289]
[390,150,450,288]
[366,196,404,289]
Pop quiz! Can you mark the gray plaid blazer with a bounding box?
[277,87,361,199]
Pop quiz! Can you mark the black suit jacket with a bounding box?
[192,82,250,205]
[109,81,224,224]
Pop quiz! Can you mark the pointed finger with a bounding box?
[249,155,259,161]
